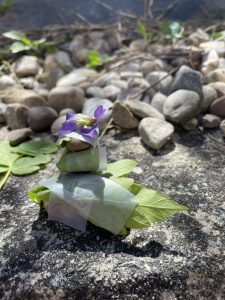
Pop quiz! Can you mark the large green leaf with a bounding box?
[102,159,137,178]
[9,42,32,53]
[12,140,57,156]
[11,154,51,175]
[3,30,28,41]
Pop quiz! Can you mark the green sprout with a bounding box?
[159,21,184,40]
[2,30,55,55]
[136,22,153,41]
[86,50,110,69]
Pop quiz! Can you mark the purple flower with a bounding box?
[55,105,106,145]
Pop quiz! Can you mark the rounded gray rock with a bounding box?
[151,92,167,113]
[8,128,33,146]
[145,71,172,94]
[86,86,105,99]
[201,86,217,112]
[202,114,220,128]
[49,86,85,112]
[51,115,66,134]
[112,101,139,129]
[0,103,7,123]
[6,103,28,130]
[170,65,203,96]
[28,106,58,132]
[163,90,201,124]
[139,117,174,150]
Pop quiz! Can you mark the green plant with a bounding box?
[0,0,14,15]
[137,22,153,40]
[0,140,57,190]
[2,30,55,55]
[86,50,109,69]
[159,21,184,40]
[212,31,225,40]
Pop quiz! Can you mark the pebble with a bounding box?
[49,86,85,112]
[209,95,225,117]
[208,82,225,97]
[45,68,65,89]
[201,50,219,75]
[95,72,120,87]
[120,71,143,80]
[8,128,33,146]
[0,103,7,123]
[82,98,113,130]
[51,116,65,134]
[201,86,217,112]
[189,29,209,46]
[13,55,40,77]
[0,75,16,89]
[28,106,58,132]
[140,61,157,76]
[128,78,150,89]
[138,117,174,150]
[56,71,87,87]
[59,108,75,117]
[1,88,46,107]
[205,69,225,84]
[6,103,28,129]
[54,51,74,73]
[108,80,128,90]
[220,120,225,135]
[202,114,221,128]
[129,39,148,52]
[103,85,121,101]
[163,90,201,124]
[66,138,91,152]
[119,62,140,73]
[145,71,172,94]
[86,86,105,98]
[125,99,165,120]
[182,118,198,131]
[112,101,139,129]
[199,41,225,57]
[151,92,167,113]
[170,65,203,96]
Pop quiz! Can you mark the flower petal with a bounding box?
[55,121,76,136]
[66,112,75,121]
[94,105,106,119]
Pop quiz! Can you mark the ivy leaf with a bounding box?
[12,140,57,156]
[102,159,137,178]
[11,154,51,175]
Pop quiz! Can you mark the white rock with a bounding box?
[14,55,40,77]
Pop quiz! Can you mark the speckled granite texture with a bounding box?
[0,129,225,299]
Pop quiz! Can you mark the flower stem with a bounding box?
[0,170,10,190]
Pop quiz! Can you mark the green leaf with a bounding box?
[9,41,32,53]
[12,140,57,156]
[3,30,27,41]
[102,159,137,178]
[160,21,184,39]
[125,188,187,229]
[28,185,50,204]
[86,51,108,69]
[11,154,51,175]
[137,22,152,40]
[212,31,225,40]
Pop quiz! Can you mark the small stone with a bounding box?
[129,39,148,52]
[201,50,219,75]
[220,120,225,135]
[66,138,91,152]
[45,68,65,89]
[182,118,198,131]
[14,55,40,77]
[8,128,33,146]
[95,72,120,87]
[146,71,172,94]
[59,108,75,117]
[109,80,128,90]
[151,92,167,113]
[82,98,113,131]
[202,114,220,128]
[200,41,225,57]
[209,96,225,117]
[20,77,40,89]
[117,88,143,102]
[163,90,201,124]
[51,116,65,134]
[36,89,49,102]
[119,62,140,73]
[128,78,150,89]
[125,99,165,120]
[103,85,121,101]
[201,86,217,112]
[140,61,157,76]
[138,117,174,150]
[0,75,16,89]
[205,69,225,84]
[120,71,143,80]
[49,86,85,112]
[6,103,28,129]
[1,88,46,107]
[170,65,203,96]
[69,36,85,63]
[112,101,139,129]
[208,82,225,97]
[73,48,89,64]
[86,86,105,98]
[54,51,73,72]
[189,29,209,46]
[28,106,58,132]
[0,103,7,123]
[56,71,87,87]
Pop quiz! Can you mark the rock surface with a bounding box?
[139,117,174,150]
[0,129,224,299]
[28,107,58,132]
[125,100,165,120]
